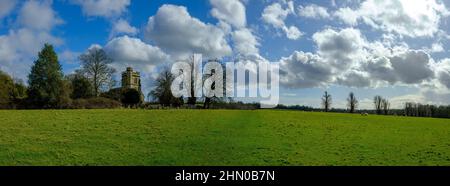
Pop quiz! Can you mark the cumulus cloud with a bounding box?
[435,59,450,89]
[210,0,246,28]
[336,71,371,88]
[424,42,445,53]
[110,19,138,38]
[389,50,434,84]
[335,0,450,37]
[18,0,63,31]
[144,4,232,59]
[0,1,63,81]
[298,4,330,19]
[262,1,303,40]
[0,0,17,20]
[280,51,333,88]
[278,26,438,89]
[232,28,260,56]
[312,28,365,69]
[104,36,170,73]
[334,7,359,26]
[71,0,130,18]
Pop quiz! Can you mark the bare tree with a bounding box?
[347,92,358,113]
[382,98,390,115]
[322,91,332,112]
[374,95,383,115]
[180,56,195,107]
[150,68,182,107]
[79,47,116,96]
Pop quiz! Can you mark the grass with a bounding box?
[0,109,449,166]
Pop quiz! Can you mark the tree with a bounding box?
[79,47,116,97]
[381,98,390,115]
[12,78,27,100]
[121,88,141,108]
[373,95,383,115]
[347,92,358,113]
[27,44,65,108]
[185,56,200,107]
[321,91,332,112]
[68,72,93,99]
[0,71,27,109]
[150,69,182,107]
[0,71,14,107]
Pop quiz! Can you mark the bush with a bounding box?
[70,97,122,109]
[121,88,142,108]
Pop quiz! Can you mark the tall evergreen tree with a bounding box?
[27,44,64,108]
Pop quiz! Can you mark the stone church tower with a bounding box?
[121,67,142,92]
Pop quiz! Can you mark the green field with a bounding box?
[0,109,449,166]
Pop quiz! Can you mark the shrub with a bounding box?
[70,97,122,109]
[121,88,142,108]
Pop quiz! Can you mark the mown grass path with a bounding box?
[0,109,449,165]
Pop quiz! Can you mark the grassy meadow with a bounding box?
[0,109,449,166]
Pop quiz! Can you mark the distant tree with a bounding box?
[373,95,383,115]
[121,88,141,108]
[68,71,93,99]
[0,71,14,107]
[12,78,27,100]
[381,98,390,115]
[185,56,199,107]
[321,91,332,112]
[347,92,358,113]
[58,79,73,108]
[27,44,65,108]
[79,47,116,97]
[150,68,182,107]
[0,71,27,109]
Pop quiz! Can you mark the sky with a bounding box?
[1,0,450,109]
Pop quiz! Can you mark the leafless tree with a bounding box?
[347,92,358,113]
[79,47,116,96]
[382,98,390,115]
[150,68,182,107]
[322,91,332,112]
[374,95,383,115]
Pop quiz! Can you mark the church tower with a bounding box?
[121,67,142,92]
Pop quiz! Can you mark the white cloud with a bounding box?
[279,27,437,89]
[144,4,232,59]
[110,19,138,38]
[312,28,365,69]
[335,0,450,37]
[298,4,330,19]
[72,0,130,18]
[59,50,81,65]
[232,28,260,56]
[432,43,445,53]
[262,2,302,40]
[0,0,17,20]
[0,1,63,81]
[280,51,333,88]
[336,71,371,88]
[18,0,63,31]
[210,0,246,28]
[334,7,359,26]
[435,59,450,89]
[389,50,434,84]
[104,36,170,73]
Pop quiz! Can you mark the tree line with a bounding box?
[319,91,391,115]
[1,43,450,117]
[0,44,141,109]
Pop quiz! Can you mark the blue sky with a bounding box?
[1,0,450,109]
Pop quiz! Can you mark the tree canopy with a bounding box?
[27,44,65,108]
